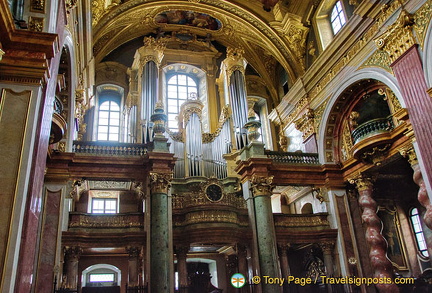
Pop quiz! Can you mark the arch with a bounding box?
[301,202,313,214]
[318,68,404,164]
[61,30,78,152]
[82,264,122,287]
[422,18,432,87]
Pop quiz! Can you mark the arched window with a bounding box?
[410,208,429,257]
[166,74,198,130]
[331,1,346,34]
[97,99,120,141]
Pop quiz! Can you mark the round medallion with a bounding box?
[205,184,223,202]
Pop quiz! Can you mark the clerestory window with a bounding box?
[410,207,429,257]
[331,1,346,34]
[166,74,198,130]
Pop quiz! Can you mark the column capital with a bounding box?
[64,246,83,260]
[374,9,416,64]
[349,175,374,192]
[250,175,274,196]
[126,246,140,258]
[277,243,291,254]
[149,172,173,194]
[175,245,189,258]
[318,242,335,253]
[399,144,418,166]
[138,36,166,67]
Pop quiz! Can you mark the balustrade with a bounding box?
[72,141,148,156]
[351,116,394,144]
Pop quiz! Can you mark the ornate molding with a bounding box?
[374,9,416,64]
[362,50,392,73]
[149,172,173,194]
[250,175,274,197]
[138,37,166,67]
[294,108,315,141]
[413,0,432,48]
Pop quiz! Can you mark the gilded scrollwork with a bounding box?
[294,108,315,141]
[349,175,375,192]
[399,144,418,166]
[149,172,173,194]
[413,1,432,48]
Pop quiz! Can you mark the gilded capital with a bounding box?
[250,175,274,196]
[349,175,374,192]
[399,145,418,166]
[149,172,173,194]
[374,10,416,64]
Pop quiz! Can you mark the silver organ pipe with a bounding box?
[169,105,232,179]
[142,60,158,143]
[185,112,203,177]
[128,105,137,143]
[229,70,249,149]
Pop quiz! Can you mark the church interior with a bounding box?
[1,0,432,292]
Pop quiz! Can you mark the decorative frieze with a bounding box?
[69,213,144,229]
[273,214,330,229]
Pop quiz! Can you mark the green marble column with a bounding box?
[149,172,173,293]
[250,175,281,293]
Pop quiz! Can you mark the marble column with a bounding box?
[149,172,173,293]
[320,242,335,293]
[350,176,398,292]
[64,246,82,289]
[250,175,281,293]
[127,246,140,287]
[176,245,189,293]
[278,243,291,293]
[376,10,432,199]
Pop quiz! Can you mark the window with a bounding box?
[89,273,115,283]
[91,198,118,214]
[166,74,198,130]
[331,1,346,34]
[410,208,429,257]
[97,100,120,141]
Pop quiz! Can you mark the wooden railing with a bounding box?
[68,212,144,230]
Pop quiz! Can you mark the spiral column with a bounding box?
[350,176,398,292]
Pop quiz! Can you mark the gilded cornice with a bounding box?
[92,0,299,77]
[374,9,415,64]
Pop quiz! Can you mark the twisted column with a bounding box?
[400,146,432,229]
[350,176,398,292]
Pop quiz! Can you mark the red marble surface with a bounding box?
[14,1,66,291]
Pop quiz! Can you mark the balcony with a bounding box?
[266,151,319,165]
[72,141,148,156]
[351,116,394,145]
[273,213,330,231]
[351,116,395,165]
[68,212,144,231]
